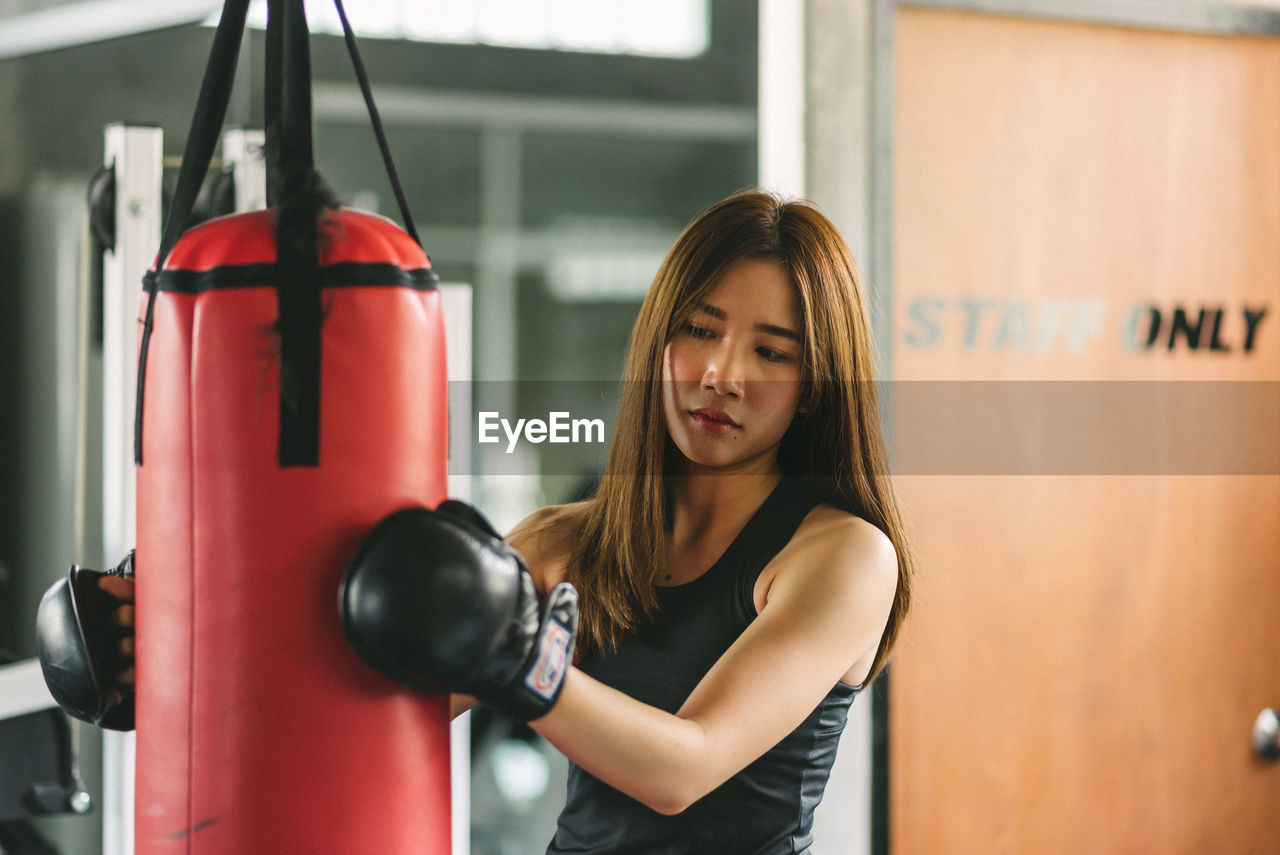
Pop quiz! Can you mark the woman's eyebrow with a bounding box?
[756,323,802,342]
[693,302,802,342]
[693,301,726,320]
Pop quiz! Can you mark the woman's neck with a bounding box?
[668,465,782,552]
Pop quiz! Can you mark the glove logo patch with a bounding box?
[526,619,572,701]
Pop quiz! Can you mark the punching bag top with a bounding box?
[134,0,431,469]
[154,208,437,293]
[140,207,438,468]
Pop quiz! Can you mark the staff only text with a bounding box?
[902,296,1269,355]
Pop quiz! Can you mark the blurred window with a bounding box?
[231,0,710,58]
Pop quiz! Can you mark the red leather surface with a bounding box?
[136,209,452,853]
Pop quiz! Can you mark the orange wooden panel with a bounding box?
[892,476,1280,853]
[890,9,1280,855]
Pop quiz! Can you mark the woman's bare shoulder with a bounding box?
[506,500,593,590]
[758,504,897,610]
[794,504,897,573]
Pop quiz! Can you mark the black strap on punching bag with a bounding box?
[134,0,427,467]
[134,0,250,465]
[264,0,281,208]
[273,0,322,465]
[331,0,420,247]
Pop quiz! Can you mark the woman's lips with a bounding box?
[690,408,740,434]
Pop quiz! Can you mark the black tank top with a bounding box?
[547,478,861,855]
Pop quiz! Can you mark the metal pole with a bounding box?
[101,122,162,855]
[222,126,267,212]
[442,281,474,855]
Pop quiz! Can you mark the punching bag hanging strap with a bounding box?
[154,0,253,267]
[267,0,421,248]
[331,0,421,247]
[264,0,282,208]
[134,0,252,464]
[273,0,322,466]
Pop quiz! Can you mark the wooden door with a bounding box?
[889,9,1280,854]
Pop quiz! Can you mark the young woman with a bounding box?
[458,189,913,853]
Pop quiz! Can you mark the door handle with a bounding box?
[1255,708,1279,762]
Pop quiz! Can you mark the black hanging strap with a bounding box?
[134,0,252,465]
[273,0,321,466]
[264,0,282,207]
[155,0,253,267]
[331,0,420,247]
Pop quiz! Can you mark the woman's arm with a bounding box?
[529,512,898,815]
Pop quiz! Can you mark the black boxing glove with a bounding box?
[35,551,136,731]
[339,500,578,722]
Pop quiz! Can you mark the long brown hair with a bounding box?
[567,190,912,684]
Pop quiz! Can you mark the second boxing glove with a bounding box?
[339,500,577,722]
[35,552,136,731]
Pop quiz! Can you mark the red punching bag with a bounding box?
[133,2,451,852]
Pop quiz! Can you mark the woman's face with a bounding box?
[661,258,806,475]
